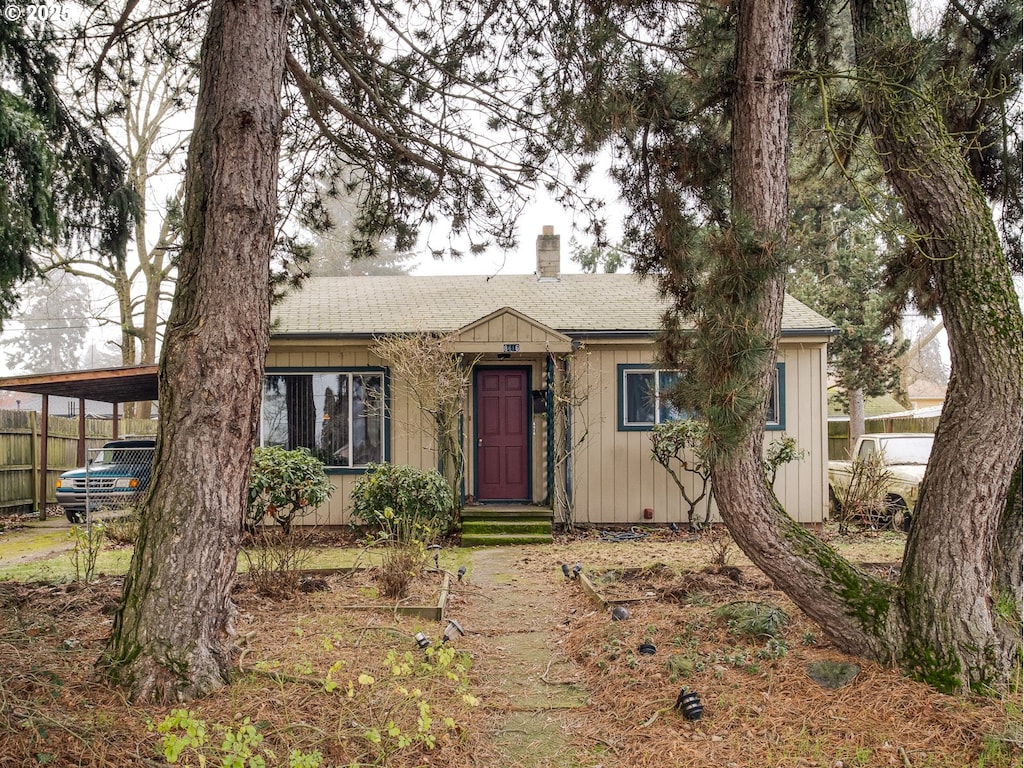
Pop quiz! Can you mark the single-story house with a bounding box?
[265,227,834,527]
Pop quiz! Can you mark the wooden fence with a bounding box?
[0,410,157,515]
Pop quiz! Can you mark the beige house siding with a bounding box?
[453,307,572,353]
[265,342,557,525]
[566,339,829,526]
[265,324,830,527]
[265,336,829,527]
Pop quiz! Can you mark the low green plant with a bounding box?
[151,708,323,768]
[712,601,790,639]
[351,464,455,599]
[242,447,334,595]
[650,419,713,531]
[68,522,105,583]
[247,447,334,534]
[322,645,474,765]
[350,463,455,537]
[763,435,806,485]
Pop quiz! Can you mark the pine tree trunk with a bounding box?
[99,0,292,703]
[851,0,1023,690]
[710,0,1020,693]
[711,0,899,664]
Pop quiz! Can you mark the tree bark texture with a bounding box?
[851,0,1023,691]
[100,0,292,703]
[711,0,899,665]
[713,0,1021,692]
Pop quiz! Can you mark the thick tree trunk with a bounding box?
[99,0,292,703]
[709,0,1020,694]
[710,0,899,664]
[851,0,1022,691]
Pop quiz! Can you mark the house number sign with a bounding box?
[503,343,520,353]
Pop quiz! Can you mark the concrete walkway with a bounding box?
[458,547,591,768]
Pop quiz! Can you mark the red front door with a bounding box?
[475,368,530,501]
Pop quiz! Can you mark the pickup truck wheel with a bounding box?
[884,495,910,532]
[64,509,85,524]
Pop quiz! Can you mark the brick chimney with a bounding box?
[536,225,560,279]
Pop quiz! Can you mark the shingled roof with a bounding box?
[271,273,834,338]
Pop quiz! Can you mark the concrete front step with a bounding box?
[460,531,554,547]
[462,519,552,536]
[459,505,554,546]
[461,506,553,522]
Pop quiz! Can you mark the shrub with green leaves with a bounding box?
[650,419,713,531]
[247,447,335,534]
[350,463,455,538]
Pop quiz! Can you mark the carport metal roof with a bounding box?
[0,365,159,403]
[0,365,159,519]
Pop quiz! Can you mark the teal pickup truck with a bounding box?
[55,438,155,523]
[828,433,933,530]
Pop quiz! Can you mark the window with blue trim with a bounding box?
[262,371,385,468]
[618,363,785,431]
[765,363,785,430]
[619,367,684,429]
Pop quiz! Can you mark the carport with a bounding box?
[0,365,158,518]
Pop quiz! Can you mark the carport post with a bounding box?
[112,402,119,438]
[77,398,86,466]
[38,395,49,521]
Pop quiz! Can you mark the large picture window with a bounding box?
[262,371,386,469]
[618,363,785,431]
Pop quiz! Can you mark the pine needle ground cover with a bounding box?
[0,528,1019,768]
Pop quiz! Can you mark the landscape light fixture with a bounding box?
[414,632,431,650]
[457,566,467,582]
[611,605,630,621]
[442,618,465,644]
[561,563,571,579]
[675,688,704,720]
[572,563,582,579]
